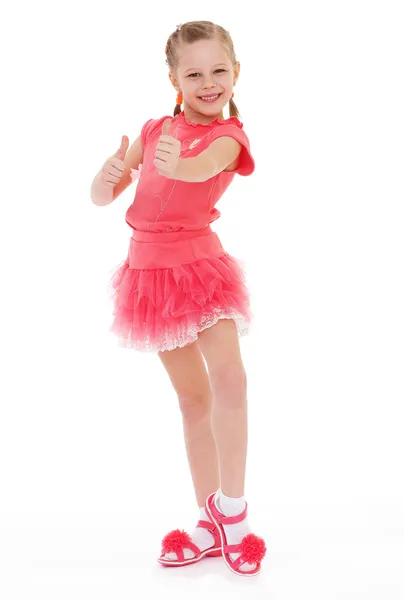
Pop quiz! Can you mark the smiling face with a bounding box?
[169,38,240,124]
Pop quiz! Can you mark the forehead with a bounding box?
[177,38,230,70]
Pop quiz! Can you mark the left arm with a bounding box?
[174,137,242,183]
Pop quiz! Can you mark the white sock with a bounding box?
[163,506,216,560]
[215,489,256,573]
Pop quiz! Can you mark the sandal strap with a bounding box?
[197,519,215,530]
[209,496,248,525]
[229,555,244,570]
[224,544,262,573]
[163,540,202,562]
[224,543,242,553]
[229,554,261,574]
[198,519,221,548]
[161,528,204,562]
[229,554,258,572]
[176,547,185,562]
[186,541,202,558]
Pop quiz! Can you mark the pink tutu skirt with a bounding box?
[107,226,252,352]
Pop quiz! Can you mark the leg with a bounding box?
[198,319,264,573]
[158,341,220,507]
[197,319,248,498]
[157,341,221,562]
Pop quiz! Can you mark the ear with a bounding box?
[233,61,241,85]
[168,71,180,92]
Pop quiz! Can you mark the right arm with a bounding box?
[90,134,144,206]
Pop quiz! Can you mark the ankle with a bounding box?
[216,488,246,516]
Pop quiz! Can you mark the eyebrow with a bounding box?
[184,63,228,73]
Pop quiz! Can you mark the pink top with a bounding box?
[125,111,255,233]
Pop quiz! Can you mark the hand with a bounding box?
[100,136,129,188]
[154,119,181,178]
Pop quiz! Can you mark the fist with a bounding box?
[154,119,181,178]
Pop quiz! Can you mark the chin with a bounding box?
[197,104,225,116]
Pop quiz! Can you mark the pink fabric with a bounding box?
[128,226,224,269]
[125,111,255,233]
[130,162,142,182]
[107,111,255,353]
[107,229,253,353]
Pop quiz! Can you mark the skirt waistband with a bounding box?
[130,225,213,243]
[127,226,225,270]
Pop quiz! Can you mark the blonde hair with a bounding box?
[165,21,240,119]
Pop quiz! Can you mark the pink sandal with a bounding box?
[205,492,267,576]
[157,519,222,567]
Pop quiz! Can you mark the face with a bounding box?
[169,38,240,122]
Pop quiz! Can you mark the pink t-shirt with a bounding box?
[125,110,255,233]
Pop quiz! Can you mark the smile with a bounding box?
[198,93,222,103]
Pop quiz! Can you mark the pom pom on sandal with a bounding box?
[161,529,192,554]
[240,533,267,565]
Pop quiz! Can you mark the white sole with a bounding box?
[157,546,221,566]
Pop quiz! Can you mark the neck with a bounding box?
[182,102,225,125]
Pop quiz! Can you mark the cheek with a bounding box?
[222,73,233,88]
[183,79,198,92]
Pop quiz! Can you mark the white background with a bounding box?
[1,0,403,598]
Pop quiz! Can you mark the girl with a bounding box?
[90,20,267,577]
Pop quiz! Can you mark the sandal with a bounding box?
[205,492,267,576]
[157,519,222,567]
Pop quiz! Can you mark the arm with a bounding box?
[112,135,144,201]
[90,134,144,206]
[174,136,242,183]
[90,171,114,206]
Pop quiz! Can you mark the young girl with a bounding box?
[90,20,267,577]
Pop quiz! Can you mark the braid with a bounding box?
[229,97,240,119]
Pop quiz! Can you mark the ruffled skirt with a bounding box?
[107,227,252,352]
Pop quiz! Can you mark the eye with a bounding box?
[187,69,227,78]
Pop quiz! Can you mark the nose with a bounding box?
[202,74,217,89]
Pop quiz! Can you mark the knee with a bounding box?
[210,364,247,409]
[177,392,212,422]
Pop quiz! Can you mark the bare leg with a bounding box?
[197,319,248,498]
[197,319,260,573]
[158,341,220,507]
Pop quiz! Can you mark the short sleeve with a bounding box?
[140,119,154,149]
[140,116,171,149]
[208,124,255,176]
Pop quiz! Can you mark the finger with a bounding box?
[162,119,172,137]
[106,174,121,184]
[154,152,171,165]
[153,158,167,171]
[109,162,124,175]
[154,150,170,163]
[156,141,173,153]
[114,135,129,160]
[158,135,177,145]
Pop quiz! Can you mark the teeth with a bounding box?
[200,94,219,100]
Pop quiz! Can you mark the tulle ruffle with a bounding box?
[107,252,252,352]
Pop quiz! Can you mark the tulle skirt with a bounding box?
[107,226,252,352]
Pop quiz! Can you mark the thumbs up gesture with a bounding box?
[115,135,129,161]
[154,119,181,178]
[100,135,130,188]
